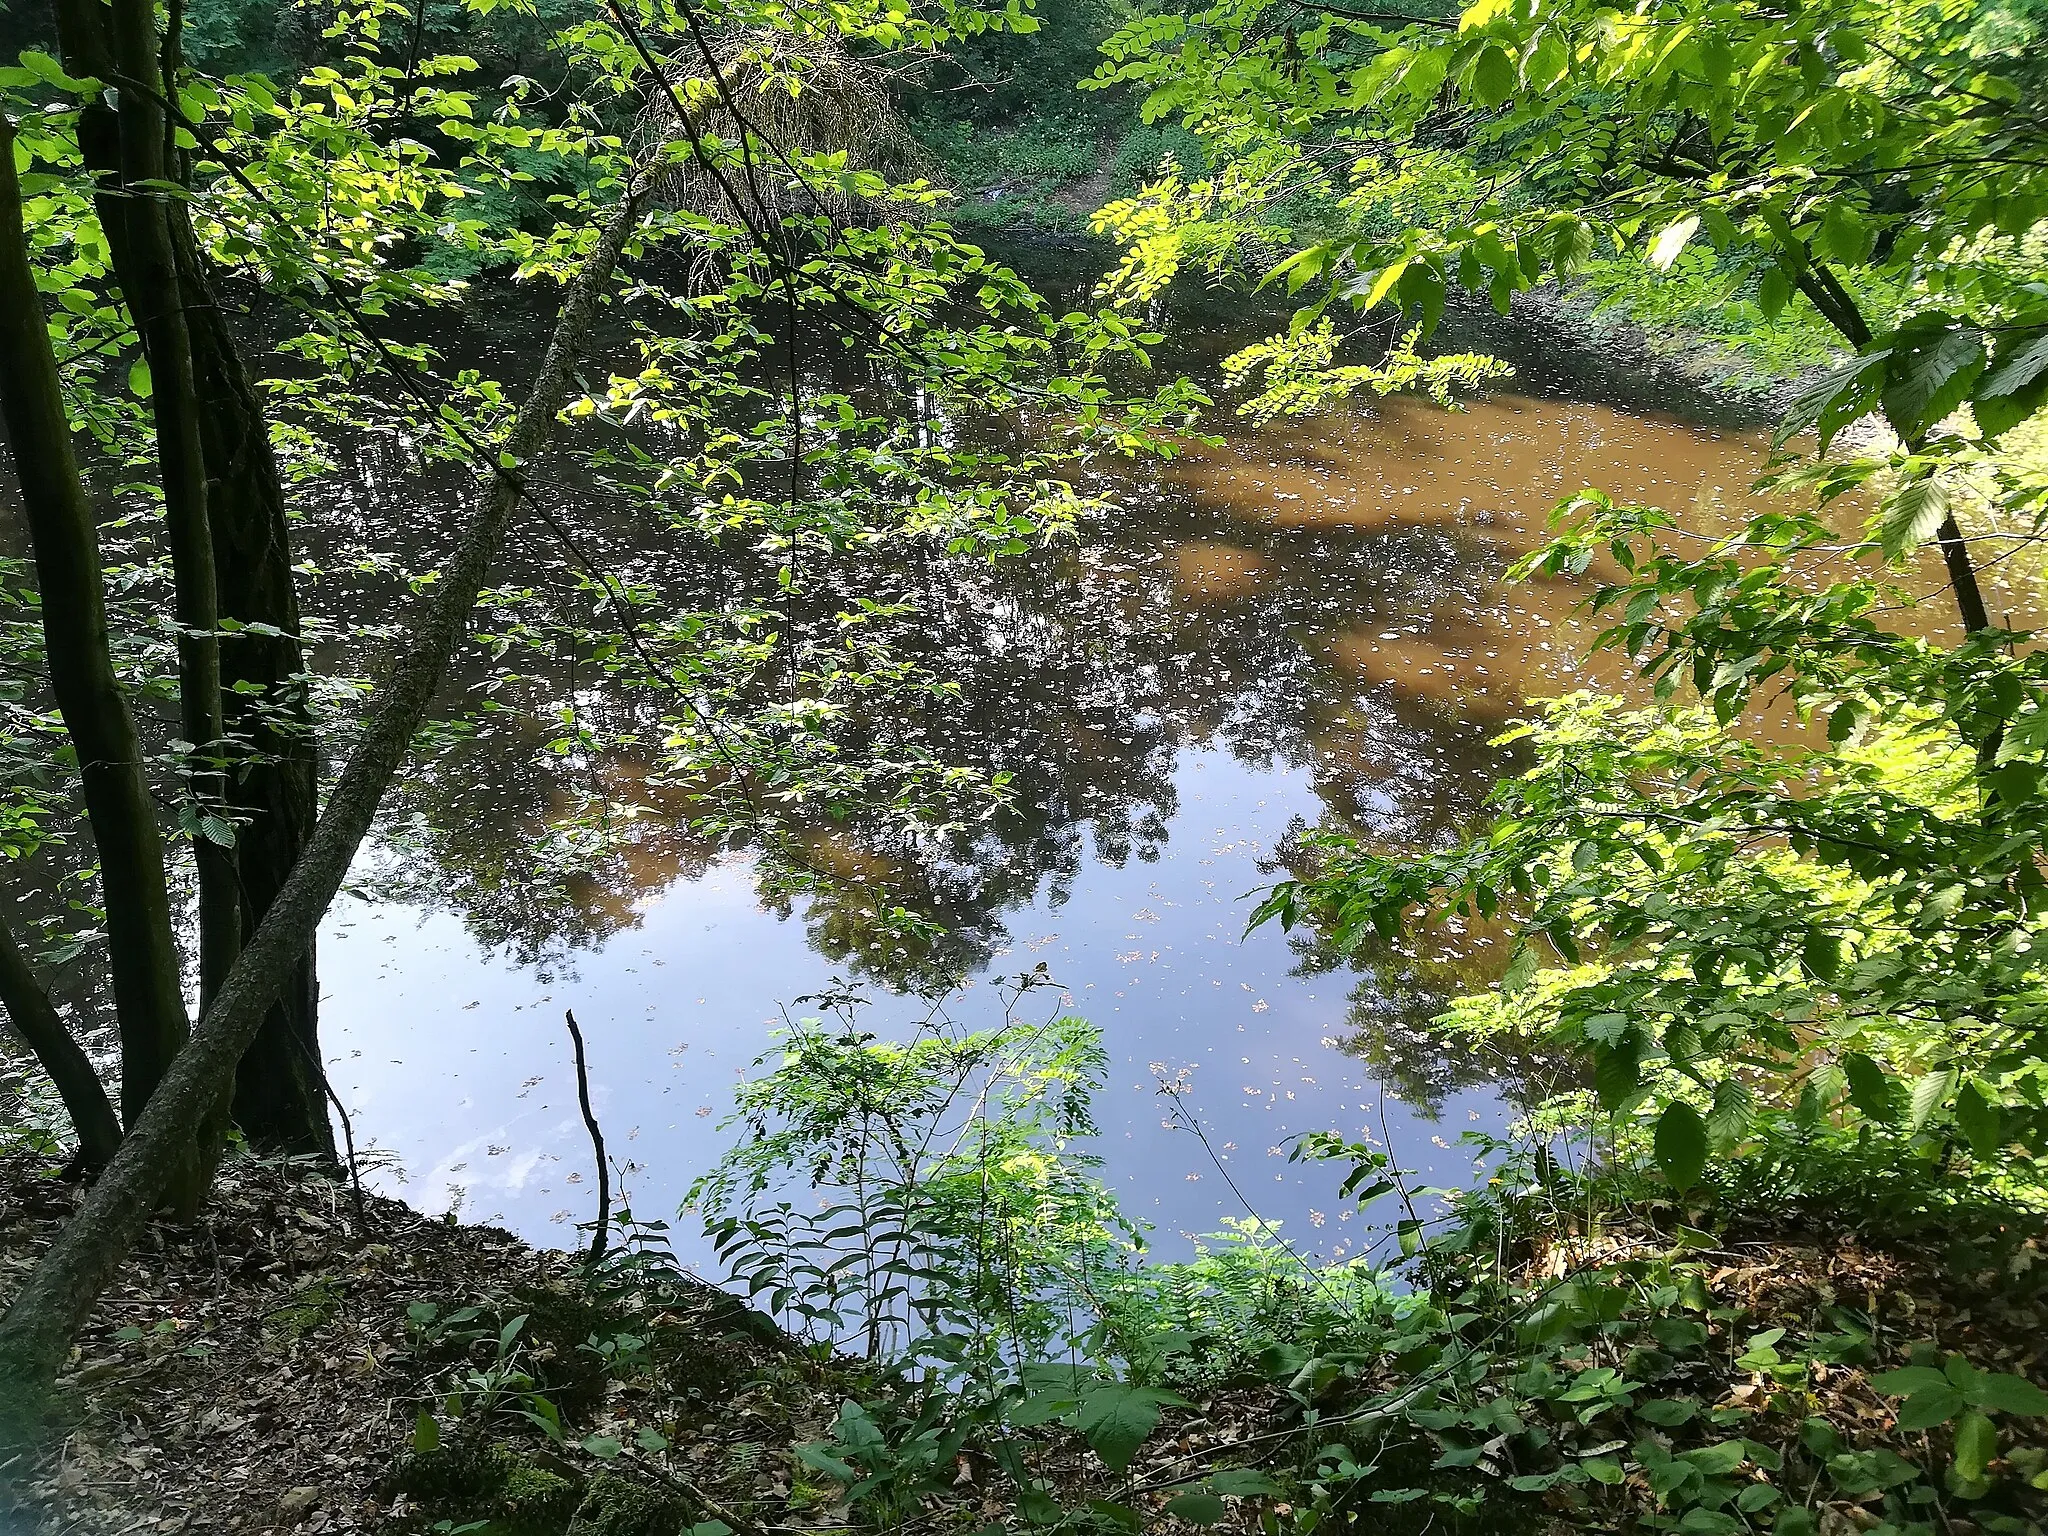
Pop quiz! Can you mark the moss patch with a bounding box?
[501,1284,633,1424]
[567,1471,698,1536]
[386,1440,584,1536]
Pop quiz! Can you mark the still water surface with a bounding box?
[317,272,1794,1269]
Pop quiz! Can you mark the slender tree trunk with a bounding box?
[0,111,190,1138]
[171,211,332,1160]
[1934,515,1991,637]
[1794,257,1992,641]
[56,0,332,1158]
[0,180,648,1449]
[103,0,239,1038]
[0,917,123,1173]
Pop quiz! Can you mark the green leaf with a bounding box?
[1637,1397,1699,1426]
[1655,1100,1708,1193]
[1077,1384,1184,1472]
[1396,257,1449,334]
[1007,1392,1076,1427]
[1358,259,1408,311]
[1525,30,1568,88]
[1977,331,2048,388]
[1881,324,1986,440]
[1019,1490,1062,1525]
[1876,476,1948,562]
[1649,214,1701,271]
[1987,762,2038,805]
[1776,351,1887,453]
[1956,1081,2003,1159]
[581,1434,621,1460]
[1841,1053,1893,1124]
[1811,201,1862,264]
[1470,44,1515,106]
[796,1444,857,1481]
[1163,1493,1227,1525]
[1896,1385,1965,1430]
[1583,1454,1625,1485]
[1595,1038,1641,1110]
[1676,1511,1741,1535]
[1758,267,1791,320]
[1972,1374,2048,1418]
[1681,1439,1749,1475]
[128,357,153,399]
[1908,1068,1955,1132]
[1208,1470,1283,1496]
[413,1411,441,1452]
[1802,928,1843,978]
[1706,1079,1753,1154]
[1871,1367,1952,1397]
[1973,332,2048,440]
[1502,941,1538,995]
[1952,1410,1997,1480]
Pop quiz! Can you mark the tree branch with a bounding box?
[0,915,123,1173]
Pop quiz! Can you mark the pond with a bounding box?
[308,250,1796,1270]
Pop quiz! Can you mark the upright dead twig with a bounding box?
[565,1009,611,1265]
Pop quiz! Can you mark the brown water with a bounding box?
[299,270,1821,1265]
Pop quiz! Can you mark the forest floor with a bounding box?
[0,1152,831,1536]
[5,1148,2048,1536]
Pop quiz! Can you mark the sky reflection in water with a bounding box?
[320,287,1785,1271]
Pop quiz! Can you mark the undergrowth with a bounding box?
[374,981,2048,1536]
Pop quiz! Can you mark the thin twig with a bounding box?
[564,1008,612,1265]
[278,1017,369,1231]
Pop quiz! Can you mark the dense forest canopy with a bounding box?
[2,0,2048,1529]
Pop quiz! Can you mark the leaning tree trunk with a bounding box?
[0,111,191,1144]
[0,178,649,1450]
[1793,257,1992,640]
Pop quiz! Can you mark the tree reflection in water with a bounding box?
[190,262,1781,1250]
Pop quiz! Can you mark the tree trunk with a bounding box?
[171,209,332,1161]
[56,0,332,1158]
[0,110,191,1141]
[0,179,648,1449]
[0,916,123,1173]
[1794,257,1992,642]
[102,0,238,1057]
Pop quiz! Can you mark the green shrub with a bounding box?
[1110,123,1208,191]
